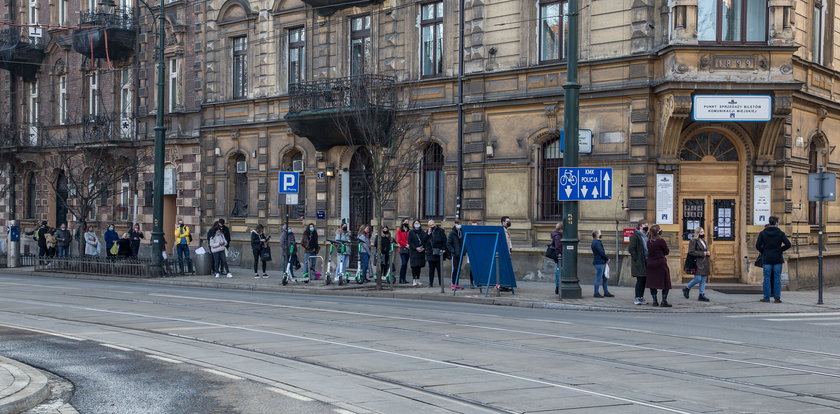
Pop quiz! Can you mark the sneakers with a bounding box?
[226,273,233,278]
[604,293,614,298]
[698,294,710,302]
[262,273,269,278]
[760,298,770,303]
[214,273,220,278]
[255,274,261,279]
[682,287,690,299]
[594,293,603,298]
[774,298,782,303]
[633,297,642,305]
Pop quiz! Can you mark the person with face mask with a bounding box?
[104,224,119,259]
[174,219,193,274]
[335,223,351,278]
[302,223,320,278]
[84,225,100,258]
[358,225,373,283]
[377,226,394,279]
[628,219,650,305]
[408,220,428,286]
[683,226,711,302]
[279,224,298,278]
[128,223,145,258]
[447,220,465,288]
[55,223,71,258]
[425,219,447,288]
[501,216,512,253]
[396,219,411,284]
[645,224,672,307]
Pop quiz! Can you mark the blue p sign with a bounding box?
[278,172,299,194]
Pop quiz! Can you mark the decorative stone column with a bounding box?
[668,0,697,45]
[768,0,795,46]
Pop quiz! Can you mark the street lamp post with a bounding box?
[560,0,582,299]
[150,0,167,276]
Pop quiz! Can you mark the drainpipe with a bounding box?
[456,0,465,220]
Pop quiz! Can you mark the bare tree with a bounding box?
[331,76,424,289]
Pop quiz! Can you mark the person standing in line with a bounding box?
[645,224,672,307]
[377,225,394,279]
[628,219,650,305]
[128,223,145,258]
[591,229,614,298]
[207,221,220,274]
[358,225,373,283]
[756,216,791,303]
[408,220,428,286]
[335,223,351,278]
[45,228,57,257]
[27,220,49,259]
[425,219,447,288]
[467,218,479,286]
[84,225,100,258]
[280,224,297,278]
[174,219,193,274]
[218,219,231,250]
[117,233,133,258]
[302,223,320,278]
[683,226,711,302]
[251,224,271,278]
[501,216,512,253]
[447,220,464,288]
[396,219,411,284]
[210,227,232,278]
[551,223,563,295]
[55,223,71,258]
[104,224,119,259]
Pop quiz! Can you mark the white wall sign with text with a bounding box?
[753,175,772,225]
[656,174,674,225]
[692,95,772,122]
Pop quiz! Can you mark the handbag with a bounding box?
[260,245,272,262]
[754,253,764,268]
[432,248,442,256]
[109,243,119,255]
[544,244,557,261]
[399,246,409,255]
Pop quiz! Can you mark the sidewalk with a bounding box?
[0,356,50,414]
[3,266,840,313]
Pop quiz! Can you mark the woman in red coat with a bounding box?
[645,224,672,307]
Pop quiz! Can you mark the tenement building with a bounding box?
[1,0,838,288]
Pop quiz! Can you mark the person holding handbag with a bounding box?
[425,219,447,288]
[396,219,411,284]
[683,226,711,302]
[408,220,428,286]
[210,227,231,278]
[251,224,271,278]
[591,229,613,298]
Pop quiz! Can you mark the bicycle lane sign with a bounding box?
[557,167,613,201]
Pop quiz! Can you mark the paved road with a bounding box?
[1,274,839,413]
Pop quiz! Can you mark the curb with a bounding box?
[0,357,50,414]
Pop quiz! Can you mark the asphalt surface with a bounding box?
[2,273,840,413]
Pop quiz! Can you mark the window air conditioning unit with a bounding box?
[292,159,304,172]
[236,161,247,174]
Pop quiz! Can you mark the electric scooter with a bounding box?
[281,243,311,285]
[324,240,350,286]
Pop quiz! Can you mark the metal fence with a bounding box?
[0,254,36,268]
[33,256,181,277]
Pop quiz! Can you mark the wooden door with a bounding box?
[679,195,740,282]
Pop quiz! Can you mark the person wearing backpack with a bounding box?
[26,221,49,258]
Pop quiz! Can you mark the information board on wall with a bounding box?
[655,174,674,224]
[753,175,771,225]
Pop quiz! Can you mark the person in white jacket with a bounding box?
[84,226,100,258]
[210,227,232,278]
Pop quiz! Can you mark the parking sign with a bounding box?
[278,172,300,194]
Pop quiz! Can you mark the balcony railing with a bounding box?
[72,7,137,60]
[81,112,135,143]
[288,74,396,113]
[0,123,22,148]
[0,27,46,82]
[300,0,385,16]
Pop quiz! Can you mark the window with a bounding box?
[539,0,569,62]
[288,27,305,85]
[26,172,36,219]
[119,68,132,139]
[540,137,563,219]
[87,0,96,11]
[58,75,67,125]
[421,143,444,218]
[28,1,38,25]
[680,132,739,162]
[230,153,249,217]
[88,71,99,116]
[350,15,371,76]
[58,0,67,25]
[28,81,38,145]
[698,0,767,43]
[119,178,130,221]
[420,2,443,77]
[232,37,248,99]
[168,58,180,112]
[813,1,827,65]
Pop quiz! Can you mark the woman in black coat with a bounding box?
[407,220,428,287]
[251,224,271,278]
[425,219,447,288]
[645,224,672,307]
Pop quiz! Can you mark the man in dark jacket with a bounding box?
[447,220,464,288]
[756,216,791,303]
[627,219,649,305]
[27,221,49,258]
[55,223,71,258]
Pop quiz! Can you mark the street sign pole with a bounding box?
[818,167,825,305]
[560,0,582,299]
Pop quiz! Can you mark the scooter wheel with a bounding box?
[325,274,331,285]
[304,280,309,284]
[356,277,363,284]
[338,277,344,286]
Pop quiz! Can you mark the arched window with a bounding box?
[229,153,249,217]
[26,172,37,219]
[421,143,444,218]
[680,132,739,161]
[540,137,563,219]
[281,149,305,218]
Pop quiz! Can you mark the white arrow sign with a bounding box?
[564,185,573,198]
[602,172,610,196]
[592,187,600,199]
[581,186,589,198]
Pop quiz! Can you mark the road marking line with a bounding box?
[147,355,183,364]
[266,387,314,402]
[811,322,840,326]
[606,327,652,334]
[202,368,243,380]
[764,317,840,322]
[527,318,572,325]
[0,322,84,341]
[101,343,131,352]
[0,281,81,290]
[726,312,840,318]
[333,409,356,414]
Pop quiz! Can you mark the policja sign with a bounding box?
[557,167,613,201]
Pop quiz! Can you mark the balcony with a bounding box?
[72,5,137,61]
[301,0,385,16]
[285,75,396,151]
[0,27,46,82]
[81,112,135,144]
[0,123,22,149]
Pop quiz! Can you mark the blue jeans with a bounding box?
[593,263,610,294]
[763,263,783,300]
[56,246,68,258]
[337,254,350,275]
[399,252,409,281]
[555,262,560,290]
[359,252,370,280]
[686,275,707,294]
[177,243,193,273]
[304,252,318,275]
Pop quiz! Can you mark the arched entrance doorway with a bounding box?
[349,148,373,268]
[55,172,69,226]
[679,131,743,283]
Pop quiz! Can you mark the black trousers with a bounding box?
[428,260,442,286]
[451,257,462,285]
[252,249,266,273]
[634,276,647,298]
[411,266,422,279]
[399,253,409,282]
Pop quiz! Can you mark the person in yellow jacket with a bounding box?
[174,219,193,274]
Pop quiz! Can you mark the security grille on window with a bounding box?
[28,81,38,146]
[539,0,569,62]
[420,2,443,77]
[58,0,67,26]
[232,37,248,99]
[422,143,444,218]
[350,15,371,76]
[813,1,827,65]
[168,58,180,112]
[88,71,99,116]
[120,68,132,139]
[540,137,564,219]
[119,179,130,221]
[58,75,67,125]
[288,27,305,85]
[697,0,767,43]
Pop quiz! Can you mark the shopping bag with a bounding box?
[604,263,611,279]
[260,246,272,262]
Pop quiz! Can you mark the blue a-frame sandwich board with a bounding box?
[453,226,517,296]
